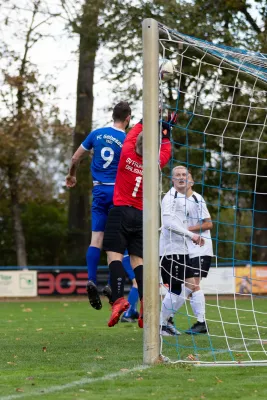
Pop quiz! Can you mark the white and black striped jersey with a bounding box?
[160,187,195,256]
[186,191,213,258]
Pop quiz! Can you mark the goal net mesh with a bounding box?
[158,22,267,365]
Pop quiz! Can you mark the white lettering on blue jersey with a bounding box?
[81,126,126,184]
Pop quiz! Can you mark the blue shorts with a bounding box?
[91,185,114,232]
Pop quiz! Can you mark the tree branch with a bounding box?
[241,6,262,34]
[60,0,75,24]
[32,14,58,31]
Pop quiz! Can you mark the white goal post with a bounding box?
[142,18,160,365]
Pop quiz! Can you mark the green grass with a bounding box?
[0,298,267,400]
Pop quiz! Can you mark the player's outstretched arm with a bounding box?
[122,121,143,152]
[159,139,171,168]
[163,215,202,241]
[65,145,87,188]
[163,215,205,246]
[161,111,178,140]
[159,112,177,167]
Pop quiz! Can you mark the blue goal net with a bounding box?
[158,23,267,365]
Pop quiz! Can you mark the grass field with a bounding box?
[1,297,267,400]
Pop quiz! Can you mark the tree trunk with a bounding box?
[8,167,27,267]
[68,0,102,265]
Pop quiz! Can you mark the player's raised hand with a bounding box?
[192,234,205,247]
[161,111,178,140]
[65,174,77,188]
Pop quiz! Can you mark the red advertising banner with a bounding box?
[38,272,88,295]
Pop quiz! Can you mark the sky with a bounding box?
[0,0,135,128]
[0,0,261,130]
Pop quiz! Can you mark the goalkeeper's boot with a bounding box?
[138,299,143,328]
[108,297,129,327]
[102,284,113,305]
[86,280,102,310]
[185,321,208,335]
[167,316,175,326]
[160,324,181,336]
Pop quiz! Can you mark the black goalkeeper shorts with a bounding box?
[160,254,191,292]
[103,206,143,258]
[189,256,212,278]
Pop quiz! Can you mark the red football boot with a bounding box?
[138,299,143,328]
[108,297,129,327]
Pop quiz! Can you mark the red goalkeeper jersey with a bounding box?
[113,122,171,210]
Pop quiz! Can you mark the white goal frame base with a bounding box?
[161,355,267,367]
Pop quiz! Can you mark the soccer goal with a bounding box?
[142,18,267,366]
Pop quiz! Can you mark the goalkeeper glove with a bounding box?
[161,111,178,140]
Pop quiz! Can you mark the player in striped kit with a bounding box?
[159,166,205,336]
[184,172,213,334]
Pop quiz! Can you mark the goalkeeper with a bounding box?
[103,114,174,328]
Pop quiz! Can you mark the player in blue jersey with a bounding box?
[66,102,139,317]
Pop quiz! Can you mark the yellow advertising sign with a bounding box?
[235,267,267,294]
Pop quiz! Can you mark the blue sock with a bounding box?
[86,246,101,284]
[122,253,135,281]
[124,287,139,317]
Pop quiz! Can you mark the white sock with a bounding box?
[172,285,192,313]
[160,286,193,325]
[160,292,179,325]
[190,296,197,317]
[191,290,205,323]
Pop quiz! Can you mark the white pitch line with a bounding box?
[0,365,149,400]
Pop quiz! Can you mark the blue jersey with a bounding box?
[81,126,126,184]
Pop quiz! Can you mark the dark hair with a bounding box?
[112,101,131,122]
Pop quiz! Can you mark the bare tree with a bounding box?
[0,0,68,266]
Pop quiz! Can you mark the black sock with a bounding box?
[109,260,126,303]
[134,265,143,300]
